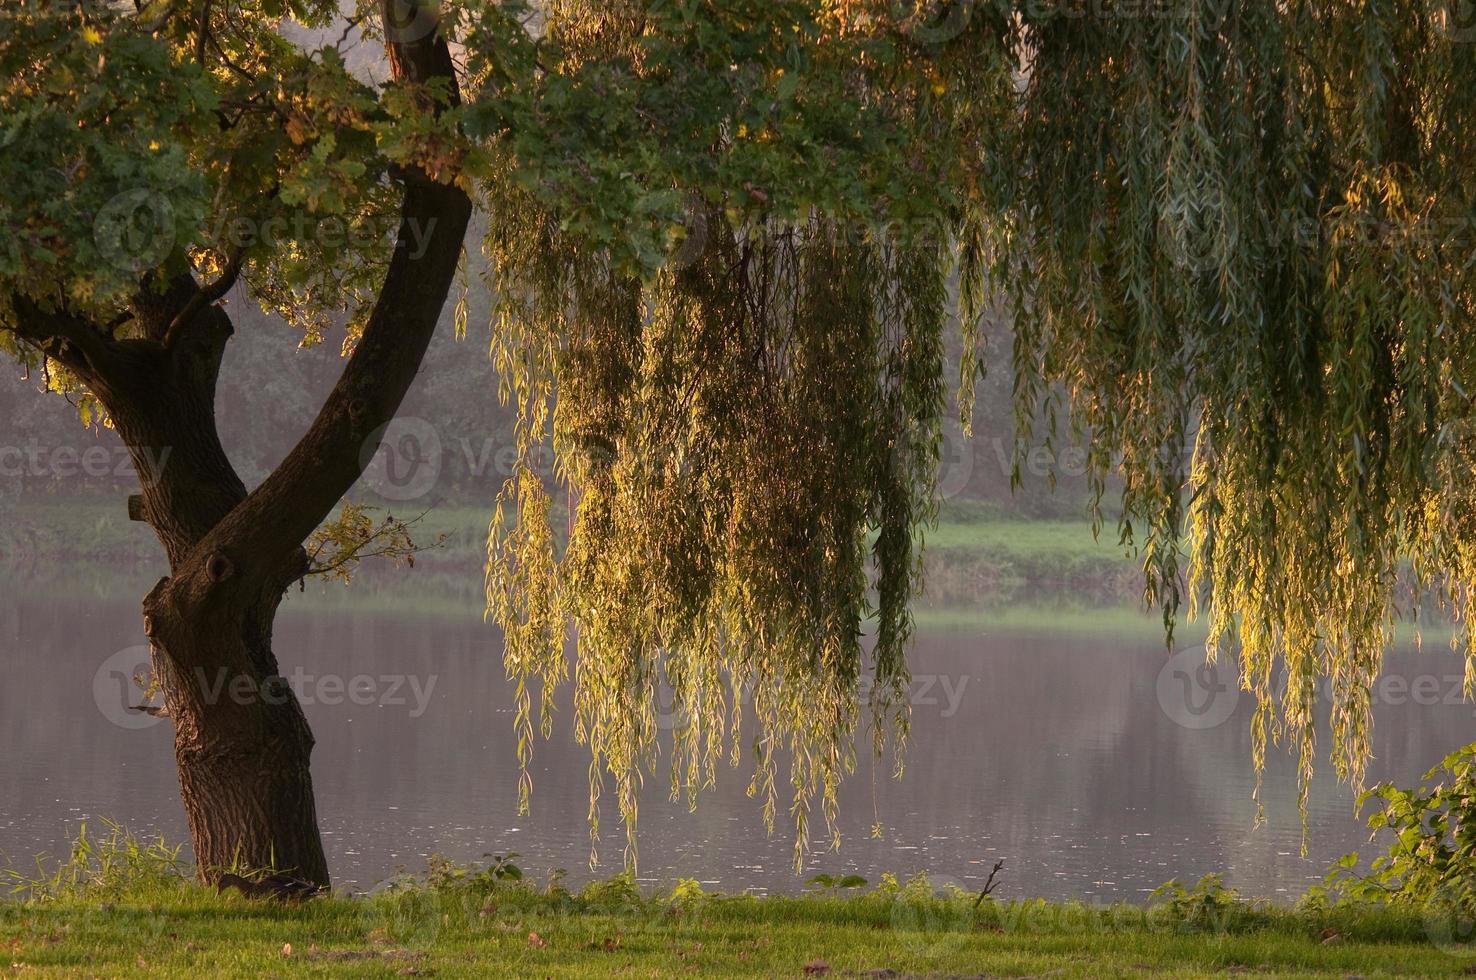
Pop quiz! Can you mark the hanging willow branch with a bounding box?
[484,200,949,869]
[978,0,1476,838]
[469,0,1476,866]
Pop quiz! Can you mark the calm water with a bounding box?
[3,570,1473,901]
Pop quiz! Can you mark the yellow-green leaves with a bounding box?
[982,0,1476,838]
[483,208,948,871]
[0,3,215,313]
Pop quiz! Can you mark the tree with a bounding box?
[4,0,1473,887]
[0,0,962,883]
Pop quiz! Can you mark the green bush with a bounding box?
[1321,742,1476,914]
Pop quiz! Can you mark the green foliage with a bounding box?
[1,820,187,902]
[576,872,645,913]
[1322,742,1476,913]
[966,0,1476,833]
[0,3,217,315]
[478,3,979,873]
[806,873,869,892]
[7,0,1476,880]
[1147,875,1244,932]
[664,877,709,911]
[305,503,442,584]
[425,851,524,890]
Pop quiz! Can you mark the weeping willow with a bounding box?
[476,0,1476,865]
[482,201,950,867]
[467,0,983,870]
[979,0,1476,830]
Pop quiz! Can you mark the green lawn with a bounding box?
[4,496,1123,569]
[3,873,1471,978]
[1,828,1467,980]
[921,509,1123,559]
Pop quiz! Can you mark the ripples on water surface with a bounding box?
[3,573,1471,900]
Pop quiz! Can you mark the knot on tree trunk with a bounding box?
[207,551,236,583]
[142,576,171,640]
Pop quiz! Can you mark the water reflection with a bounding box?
[3,572,1471,900]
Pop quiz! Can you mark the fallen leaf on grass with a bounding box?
[527,931,547,949]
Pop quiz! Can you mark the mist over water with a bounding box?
[4,575,1468,899]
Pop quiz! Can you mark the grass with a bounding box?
[1,495,1128,567]
[3,826,1474,978]
[920,505,1123,558]
[4,875,1471,978]
[1,494,1139,602]
[11,890,1467,979]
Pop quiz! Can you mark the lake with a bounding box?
[3,569,1472,901]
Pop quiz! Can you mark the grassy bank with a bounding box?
[1,495,1140,604]
[0,827,1466,979]
[13,496,1469,645]
[3,495,1129,564]
[2,866,1467,978]
[10,497,1464,646]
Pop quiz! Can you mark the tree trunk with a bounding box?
[145,574,329,884]
[94,297,332,884]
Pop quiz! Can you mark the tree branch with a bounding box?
[164,250,243,349]
[195,0,213,66]
[4,294,121,382]
[163,0,472,601]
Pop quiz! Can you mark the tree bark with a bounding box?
[144,565,329,885]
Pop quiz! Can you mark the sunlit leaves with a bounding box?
[0,2,216,312]
[9,0,1471,875]
[978,0,1476,835]
[484,207,950,869]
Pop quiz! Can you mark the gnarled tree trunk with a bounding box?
[146,575,328,884]
[100,292,332,882]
